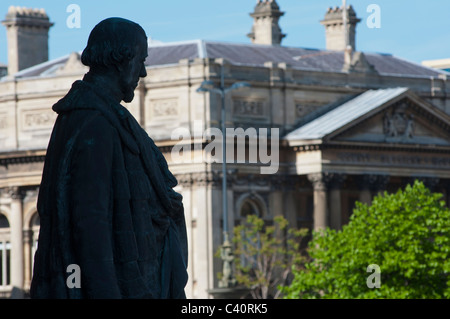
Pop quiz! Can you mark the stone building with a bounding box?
[0,1,449,298]
[422,58,450,73]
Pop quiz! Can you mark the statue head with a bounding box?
[81,17,148,102]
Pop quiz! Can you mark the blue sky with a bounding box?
[0,0,449,65]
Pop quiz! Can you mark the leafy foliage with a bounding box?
[283,181,450,299]
[232,215,308,299]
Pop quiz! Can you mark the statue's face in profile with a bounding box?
[119,38,148,103]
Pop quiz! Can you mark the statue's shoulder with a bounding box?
[53,80,106,115]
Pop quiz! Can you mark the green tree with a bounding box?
[231,215,308,299]
[283,181,450,299]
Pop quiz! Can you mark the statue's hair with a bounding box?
[81,17,147,69]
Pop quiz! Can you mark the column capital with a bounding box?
[357,174,390,192]
[308,172,346,191]
[269,175,282,191]
[23,187,39,202]
[308,173,327,191]
[176,173,194,188]
[270,175,308,192]
[4,186,25,200]
[270,174,288,191]
[176,171,223,188]
[328,173,347,190]
[406,176,440,191]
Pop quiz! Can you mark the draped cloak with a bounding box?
[30,78,188,299]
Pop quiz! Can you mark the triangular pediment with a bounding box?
[329,92,450,147]
[54,52,88,75]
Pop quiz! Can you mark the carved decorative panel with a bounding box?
[232,98,266,118]
[295,103,316,118]
[0,113,7,130]
[150,99,179,119]
[22,109,57,131]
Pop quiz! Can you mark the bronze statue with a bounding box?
[30,17,188,299]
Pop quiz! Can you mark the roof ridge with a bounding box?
[203,39,322,51]
[13,53,74,78]
[147,39,203,48]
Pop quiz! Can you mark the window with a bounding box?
[293,193,314,230]
[30,214,40,273]
[237,197,267,269]
[0,214,11,289]
[237,194,267,222]
[241,201,260,218]
[0,214,8,228]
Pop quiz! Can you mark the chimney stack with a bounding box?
[320,5,360,51]
[248,0,286,46]
[2,6,53,75]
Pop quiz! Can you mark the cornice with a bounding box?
[0,150,46,167]
[291,142,450,154]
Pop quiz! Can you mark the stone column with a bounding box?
[328,174,346,231]
[308,173,330,232]
[22,188,38,290]
[283,176,300,228]
[358,175,390,205]
[358,175,372,205]
[372,175,390,196]
[359,191,371,205]
[9,187,24,298]
[270,174,285,218]
[23,229,32,289]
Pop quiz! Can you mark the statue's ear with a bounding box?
[114,60,126,73]
[111,47,133,72]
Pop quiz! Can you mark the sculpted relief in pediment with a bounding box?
[382,102,415,142]
[334,98,450,147]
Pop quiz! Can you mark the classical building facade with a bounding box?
[422,58,450,73]
[0,1,449,298]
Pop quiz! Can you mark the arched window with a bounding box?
[30,213,40,273]
[236,193,268,223]
[0,213,11,290]
[240,201,261,218]
[236,196,267,269]
[0,214,8,229]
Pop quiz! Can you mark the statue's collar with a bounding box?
[70,79,140,155]
[81,73,132,121]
